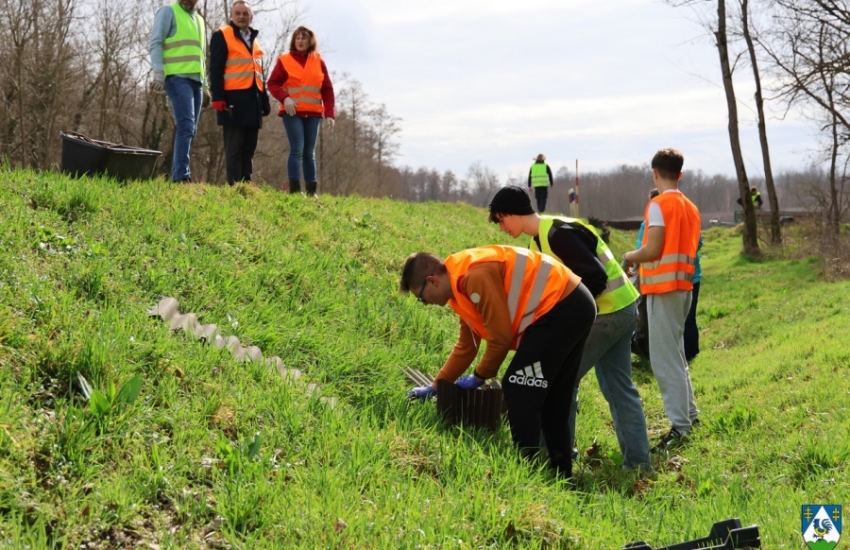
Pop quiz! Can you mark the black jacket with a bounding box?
[532,219,609,298]
[209,22,271,127]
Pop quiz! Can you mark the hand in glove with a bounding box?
[408,385,436,401]
[151,71,165,93]
[283,97,297,116]
[262,95,271,117]
[456,374,485,390]
[202,89,211,109]
[324,117,335,129]
[212,100,229,113]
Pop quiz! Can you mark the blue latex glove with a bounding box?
[456,374,485,390]
[408,385,436,401]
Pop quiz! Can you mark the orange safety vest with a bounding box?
[219,25,264,91]
[445,246,571,350]
[278,52,324,115]
[639,192,700,294]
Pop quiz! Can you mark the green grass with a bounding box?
[0,169,848,548]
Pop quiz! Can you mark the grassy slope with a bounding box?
[0,170,847,549]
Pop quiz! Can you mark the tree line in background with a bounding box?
[0,0,847,251]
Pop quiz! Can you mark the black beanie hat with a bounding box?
[488,186,535,220]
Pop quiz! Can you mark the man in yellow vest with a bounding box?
[402,245,597,479]
[488,186,653,471]
[528,153,553,213]
[209,1,270,185]
[150,0,210,183]
[623,148,701,451]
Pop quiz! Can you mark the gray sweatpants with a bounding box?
[647,290,699,432]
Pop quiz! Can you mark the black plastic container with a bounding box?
[60,131,161,180]
[623,518,760,550]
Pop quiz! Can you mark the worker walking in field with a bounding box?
[402,245,596,479]
[488,186,653,471]
[528,153,554,213]
[623,148,701,450]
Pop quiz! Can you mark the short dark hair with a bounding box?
[651,148,684,181]
[400,253,445,293]
[289,26,318,55]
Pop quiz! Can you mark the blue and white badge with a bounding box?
[802,504,842,550]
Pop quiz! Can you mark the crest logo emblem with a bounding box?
[802,505,842,550]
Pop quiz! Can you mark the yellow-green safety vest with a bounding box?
[530,163,549,188]
[163,4,205,79]
[531,215,639,314]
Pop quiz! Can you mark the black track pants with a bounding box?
[500,283,597,478]
[223,126,260,185]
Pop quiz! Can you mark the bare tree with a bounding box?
[716,0,760,254]
[761,0,850,235]
[464,160,500,207]
[0,0,78,168]
[741,0,782,243]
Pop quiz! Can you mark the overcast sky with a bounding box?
[287,0,819,182]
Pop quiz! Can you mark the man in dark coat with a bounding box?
[209,0,270,185]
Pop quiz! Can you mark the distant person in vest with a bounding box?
[528,153,553,213]
[488,186,653,472]
[736,186,763,209]
[403,246,597,479]
[150,0,211,183]
[623,148,701,451]
[209,1,271,185]
[268,26,335,196]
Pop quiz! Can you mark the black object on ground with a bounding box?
[623,518,760,550]
[60,131,162,180]
[404,368,506,431]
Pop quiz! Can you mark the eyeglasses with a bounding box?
[416,277,429,304]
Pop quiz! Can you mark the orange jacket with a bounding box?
[435,246,580,382]
[277,52,324,115]
[219,25,264,91]
[639,191,701,294]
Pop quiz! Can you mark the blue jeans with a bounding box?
[568,303,652,470]
[282,115,321,182]
[164,76,202,181]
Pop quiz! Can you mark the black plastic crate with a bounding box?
[60,131,161,181]
[623,518,760,550]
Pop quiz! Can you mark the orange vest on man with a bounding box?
[278,52,324,115]
[219,25,264,91]
[639,192,700,294]
[445,246,573,349]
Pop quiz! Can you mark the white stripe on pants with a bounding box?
[647,290,699,431]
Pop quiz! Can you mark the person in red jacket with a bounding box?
[267,26,335,196]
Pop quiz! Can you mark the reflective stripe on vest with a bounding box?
[531,216,639,314]
[219,25,264,91]
[278,52,324,115]
[530,163,549,187]
[445,246,570,350]
[639,192,700,294]
[163,4,205,78]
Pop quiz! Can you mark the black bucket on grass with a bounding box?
[60,131,161,181]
